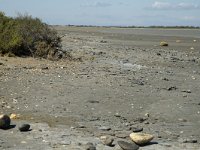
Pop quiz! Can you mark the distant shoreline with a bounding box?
[52,25,200,29]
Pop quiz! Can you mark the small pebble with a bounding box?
[118,140,139,150]
[115,133,128,139]
[115,113,121,117]
[41,66,49,70]
[99,126,111,131]
[179,138,197,143]
[21,141,27,144]
[77,124,86,128]
[178,118,187,122]
[145,113,150,117]
[19,124,31,132]
[131,127,143,133]
[87,100,99,104]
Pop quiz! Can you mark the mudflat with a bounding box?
[0,26,200,149]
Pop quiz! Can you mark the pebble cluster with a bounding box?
[0,114,30,132]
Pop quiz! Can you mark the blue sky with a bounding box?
[0,0,199,26]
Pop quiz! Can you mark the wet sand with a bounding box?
[0,26,200,149]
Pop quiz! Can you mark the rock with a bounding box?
[87,100,99,104]
[167,86,177,91]
[0,114,11,129]
[156,52,161,56]
[134,117,147,123]
[132,79,144,86]
[179,138,197,143]
[115,133,129,138]
[84,142,96,150]
[114,113,121,117]
[100,136,114,146]
[100,40,107,43]
[117,140,139,150]
[160,41,168,46]
[77,124,86,128]
[0,62,4,65]
[10,113,20,119]
[19,124,31,132]
[181,90,191,93]
[21,141,27,144]
[162,77,169,81]
[178,118,187,122]
[145,113,150,117]
[99,126,111,131]
[41,66,49,70]
[130,133,154,145]
[124,122,131,127]
[6,105,12,109]
[88,116,100,121]
[131,127,143,133]
[59,140,71,145]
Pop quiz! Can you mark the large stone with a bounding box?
[0,114,11,129]
[160,41,168,46]
[130,133,154,145]
[100,136,114,146]
[117,141,139,150]
[84,142,96,150]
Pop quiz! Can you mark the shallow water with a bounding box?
[101,28,200,38]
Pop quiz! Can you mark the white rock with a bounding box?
[130,133,154,145]
[145,113,150,117]
[100,136,114,146]
[160,41,168,46]
[10,113,20,119]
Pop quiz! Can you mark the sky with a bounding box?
[0,0,200,26]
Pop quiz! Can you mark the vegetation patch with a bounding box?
[0,12,69,60]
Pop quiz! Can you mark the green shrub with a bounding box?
[0,12,67,59]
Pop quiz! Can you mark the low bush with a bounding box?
[0,12,68,59]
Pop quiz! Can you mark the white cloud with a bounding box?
[177,3,199,9]
[81,2,111,8]
[151,1,199,10]
[181,16,196,21]
[152,2,171,9]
